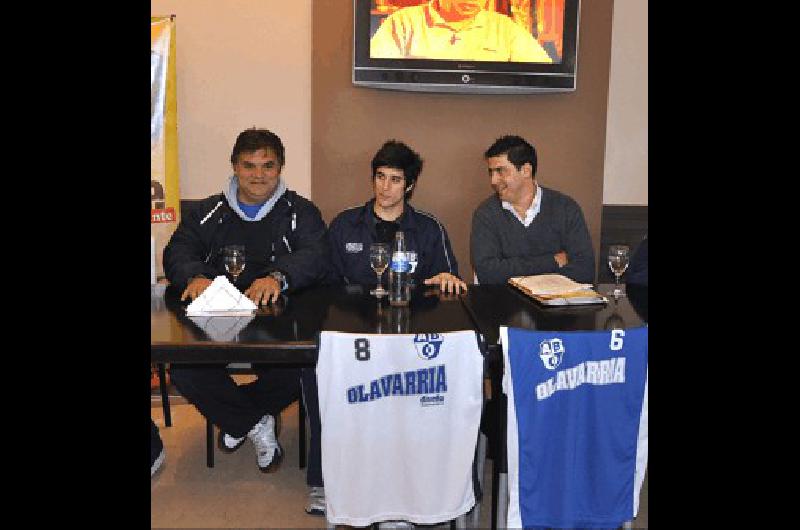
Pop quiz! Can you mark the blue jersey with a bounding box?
[501,326,648,529]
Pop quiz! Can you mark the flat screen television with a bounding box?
[353,0,580,94]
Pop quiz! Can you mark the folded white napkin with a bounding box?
[186,275,257,316]
[188,314,255,341]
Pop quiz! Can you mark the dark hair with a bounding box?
[484,135,537,176]
[230,128,285,166]
[371,140,423,200]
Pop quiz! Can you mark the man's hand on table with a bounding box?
[423,272,468,295]
[181,277,212,301]
[554,250,569,268]
[245,276,282,306]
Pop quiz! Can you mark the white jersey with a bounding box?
[317,330,484,526]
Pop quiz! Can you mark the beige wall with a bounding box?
[311,1,615,282]
[151,0,312,199]
[602,0,648,205]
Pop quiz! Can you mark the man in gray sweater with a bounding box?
[470,135,595,285]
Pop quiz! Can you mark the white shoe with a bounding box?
[219,431,246,452]
[248,414,283,472]
[218,414,273,453]
[305,486,325,516]
[150,447,166,477]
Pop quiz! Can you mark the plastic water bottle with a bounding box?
[406,250,418,288]
[389,231,410,306]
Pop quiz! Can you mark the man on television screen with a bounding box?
[370,0,553,62]
[471,135,595,284]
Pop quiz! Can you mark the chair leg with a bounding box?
[206,418,214,468]
[493,380,509,530]
[470,432,487,527]
[490,458,498,530]
[496,473,508,530]
[490,412,500,530]
[299,396,307,469]
[158,363,172,427]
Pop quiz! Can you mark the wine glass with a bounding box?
[606,244,630,298]
[369,243,389,297]
[223,245,246,284]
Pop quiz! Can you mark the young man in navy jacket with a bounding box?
[301,140,467,516]
[328,140,466,290]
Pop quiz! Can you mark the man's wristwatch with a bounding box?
[269,271,288,292]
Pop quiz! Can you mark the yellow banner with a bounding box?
[151,16,180,282]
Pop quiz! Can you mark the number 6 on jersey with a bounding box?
[609,329,625,351]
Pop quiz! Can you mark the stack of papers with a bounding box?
[508,274,607,306]
[186,275,257,316]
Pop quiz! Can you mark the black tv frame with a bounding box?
[352,0,581,94]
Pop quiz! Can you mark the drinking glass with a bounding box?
[223,245,246,284]
[606,244,630,298]
[369,243,389,297]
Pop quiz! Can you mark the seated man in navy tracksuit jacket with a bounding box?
[163,128,330,476]
[301,140,467,517]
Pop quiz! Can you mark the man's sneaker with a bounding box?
[218,430,247,453]
[305,486,326,516]
[248,414,283,472]
[218,414,280,453]
[150,447,166,477]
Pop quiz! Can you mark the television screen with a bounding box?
[353,0,580,94]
